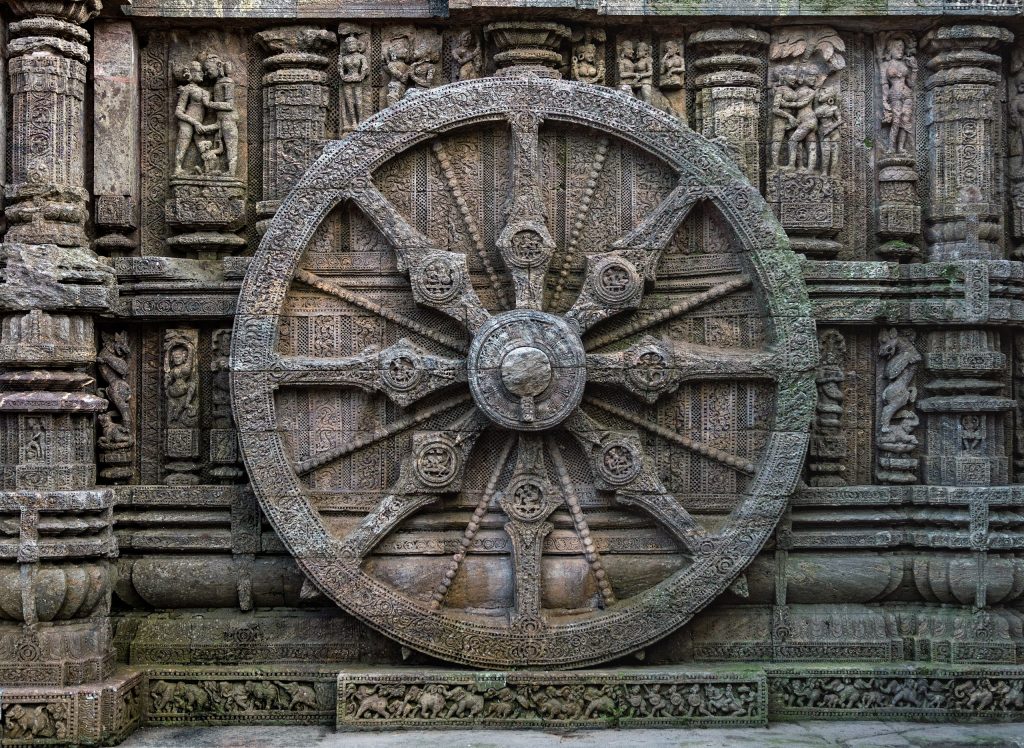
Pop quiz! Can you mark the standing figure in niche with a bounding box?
[340,34,369,127]
[164,340,198,428]
[384,37,412,106]
[633,42,655,105]
[1010,78,1024,158]
[659,41,685,89]
[452,30,482,81]
[617,40,637,94]
[25,417,45,462]
[202,53,240,176]
[172,60,216,175]
[770,68,800,169]
[815,87,842,177]
[880,36,917,155]
[572,42,604,85]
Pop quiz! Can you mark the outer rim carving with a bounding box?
[232,77,815,669]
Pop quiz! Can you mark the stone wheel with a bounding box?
[232,76,816,668]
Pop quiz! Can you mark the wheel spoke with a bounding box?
[584,275,751,352]
[583,396,755,476]
[339,408,487,560]
[587,336,776,404]
[348,179,491,332]
[564,183,706,333]
[564,409,707,554]
[270,339,466,408]
[294,392,472,476]
[294,269,468,354]
[549,438,616,607]
[497,110,555,311]
[430,435,516,610]
[498,434,561,628]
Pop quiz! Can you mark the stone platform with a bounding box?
[2,664,1023,745]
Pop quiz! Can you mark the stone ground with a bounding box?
[121,722,1024,747]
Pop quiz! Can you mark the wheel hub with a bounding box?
[467,310,585,431]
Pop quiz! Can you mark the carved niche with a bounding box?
[232,76,814,668]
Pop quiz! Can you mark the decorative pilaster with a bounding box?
[808,329,847,487]
[4,0,98,248]
[688,25,769,183]
[92,21,139,254]
[919,330,1013,487]
[875,31,922,261]
[922,24,1013,262]
[254,25,336,235]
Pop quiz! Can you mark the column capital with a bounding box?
[6,0,101,24]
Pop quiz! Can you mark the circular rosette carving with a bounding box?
[232,77,814,668]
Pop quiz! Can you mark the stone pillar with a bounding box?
[92,20,139,253]
[0,0,122,692]
[688,25,769,184]
[4,0,96,247]
[922,24,1013,262]
[254,25,336,236]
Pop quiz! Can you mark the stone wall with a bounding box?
[1,0,1024,743]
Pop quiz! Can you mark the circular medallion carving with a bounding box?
[468,310,585,431]
[592,256,642,305]
[232,77,814,669]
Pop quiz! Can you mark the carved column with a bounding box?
[922,24,1013,262]
[254,25,336,235]
[688,25,769,183]
[4,0,97,247]
[0,0,120,692]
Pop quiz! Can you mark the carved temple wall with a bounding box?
[1,0,1024,741]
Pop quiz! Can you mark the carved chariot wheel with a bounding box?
[232,76,816,668]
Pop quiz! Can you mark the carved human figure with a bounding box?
[880,36,917,154]
[202,53,240,176]
[572,42,603,85]
[452,30,482,81]
[408,44,437,94]
[878,327,921,447]
[173,61,216,175]
[814,87,842,177]
[164,337,199,428]
[24,417,45,462]
[341,34,369,127]
[617,40,637,94]
[1010,79,1024,159]
[197,139,223,175]
[961,414,985,454]
[633,41,655,105]
[659,40,685,89]
[786,67,820,172]
[770,68,800,169]
[384,37,412,106]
